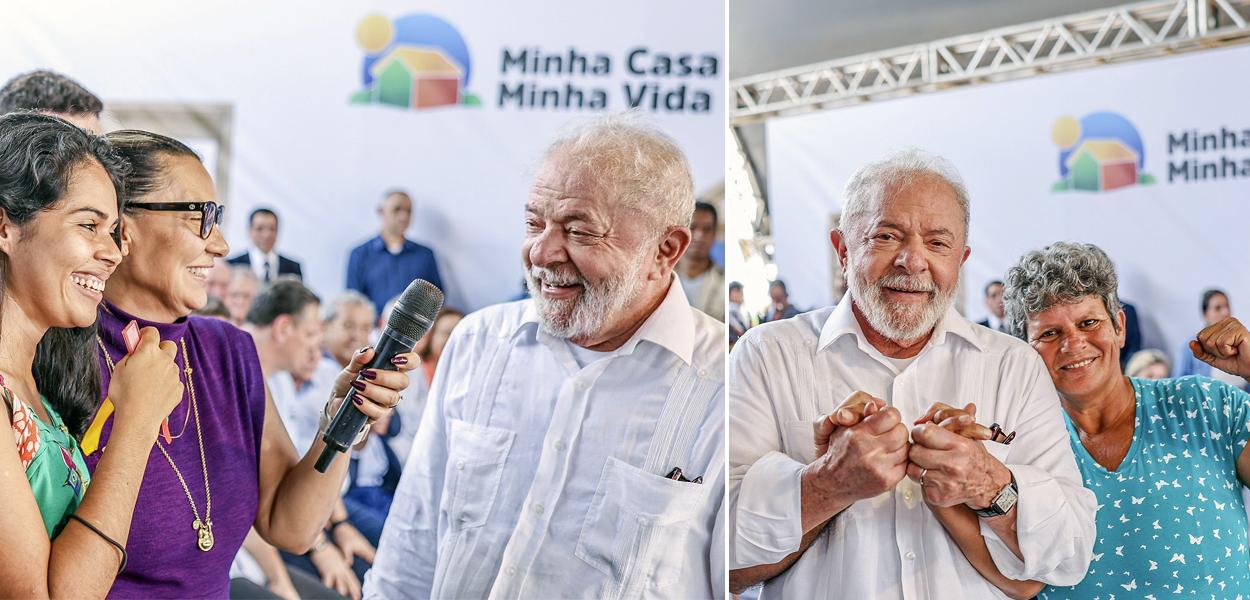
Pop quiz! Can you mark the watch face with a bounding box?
[994,484,1019,513]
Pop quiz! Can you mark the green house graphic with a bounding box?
[1063,140,1140,192]
[369,47,462,109]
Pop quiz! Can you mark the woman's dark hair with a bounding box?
[0,112,127,437]
[1201,289,1227,314]
[102,130,199,204]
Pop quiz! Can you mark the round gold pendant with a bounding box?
[194,519,214,552]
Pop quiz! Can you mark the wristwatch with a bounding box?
[974,473,1018,518]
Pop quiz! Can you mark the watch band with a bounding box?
[974,473,1019,518]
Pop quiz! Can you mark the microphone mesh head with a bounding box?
[387,279,445,340]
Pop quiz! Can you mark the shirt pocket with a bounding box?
[784,419,819,464]
[444,419,515,531]
[574,456,711,594]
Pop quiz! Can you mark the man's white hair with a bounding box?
[321,289,376,324]
[229,264,259,284]
[839,148,970,242]
[543,111,695,234]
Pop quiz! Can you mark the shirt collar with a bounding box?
[516,275,696,365]
[372,235,413,254]
[817,292,987,354]
[250,245,276,262]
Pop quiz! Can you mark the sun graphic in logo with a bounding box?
[1051,111,1154,193]
[350,13,479,111]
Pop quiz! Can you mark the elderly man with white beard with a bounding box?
[363,115,725,600]
[727,150,1096,599]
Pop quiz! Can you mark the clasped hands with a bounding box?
[809,391,1012,511]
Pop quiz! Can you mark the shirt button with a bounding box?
[506,566,517,576]
[554,440,567,451]
[456,460,465,471]
[533,503,545,515]
[905,551,916,560]
[698,368,708,377]
[903,490,915,502]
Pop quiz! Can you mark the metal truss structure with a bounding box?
[731,0,1250,124]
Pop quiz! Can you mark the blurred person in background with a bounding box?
[1176,289,1247,389]
[762,279,799,322]
[245,278,377,599]
[729,281,749,344]
[225,265,260,327]
[228,208,302,283]
[206,257,232,302]
[316,291,403,547]
[414,308,464,387]
[0,69,103,133]
[678,201,725,321]
[1126,348,1171,380]
[372,296,428,463]
[346,190,443,316]
[195,296,231,321]
[976,279,1006,332]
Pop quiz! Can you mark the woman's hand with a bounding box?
[107,326,185,438]
[325,347,419,429]
[1191,316,1250,379]
[914,401,994,441]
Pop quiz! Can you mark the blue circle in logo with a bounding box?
[361,14,472,88]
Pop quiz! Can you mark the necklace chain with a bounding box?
[97,334,214,551]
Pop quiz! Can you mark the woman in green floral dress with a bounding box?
[0,112,184,598]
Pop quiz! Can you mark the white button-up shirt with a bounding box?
[247,246,279,282]
[728,296,1096,599]
[365,279,726,600]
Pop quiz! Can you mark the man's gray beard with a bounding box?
[526,255,646,340]
[846,257,956,344]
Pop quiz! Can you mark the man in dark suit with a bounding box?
[228,207,302,282]
[977,279,1007,332]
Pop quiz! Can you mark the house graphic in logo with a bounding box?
[350,14,479,111]
[1051,111,1154,192]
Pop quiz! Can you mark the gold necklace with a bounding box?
[97,335,214,551]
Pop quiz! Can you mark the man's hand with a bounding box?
[805,399,910,507]
[812,391,888,457]
[267,577,300,600]
[332,521,377,565]
[310,541,362,600]
[1190,316,1250,379]
[907,423,1012,509]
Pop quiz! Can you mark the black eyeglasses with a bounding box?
[128,201,223,239]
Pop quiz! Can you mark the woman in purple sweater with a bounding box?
[83,130,417,599]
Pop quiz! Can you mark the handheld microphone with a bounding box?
[314,279,444,472]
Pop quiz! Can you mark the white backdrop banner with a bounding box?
[0,1,724,310]
[767,44,1250,362]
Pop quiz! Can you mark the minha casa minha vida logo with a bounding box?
[350,13,719,113]
[1051,111,1250,192]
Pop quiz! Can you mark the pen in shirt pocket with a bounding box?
[664,466,703,484]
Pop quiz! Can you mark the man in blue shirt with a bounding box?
[346,189,444,315]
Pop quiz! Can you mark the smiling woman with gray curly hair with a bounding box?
[958,241,1250,598]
